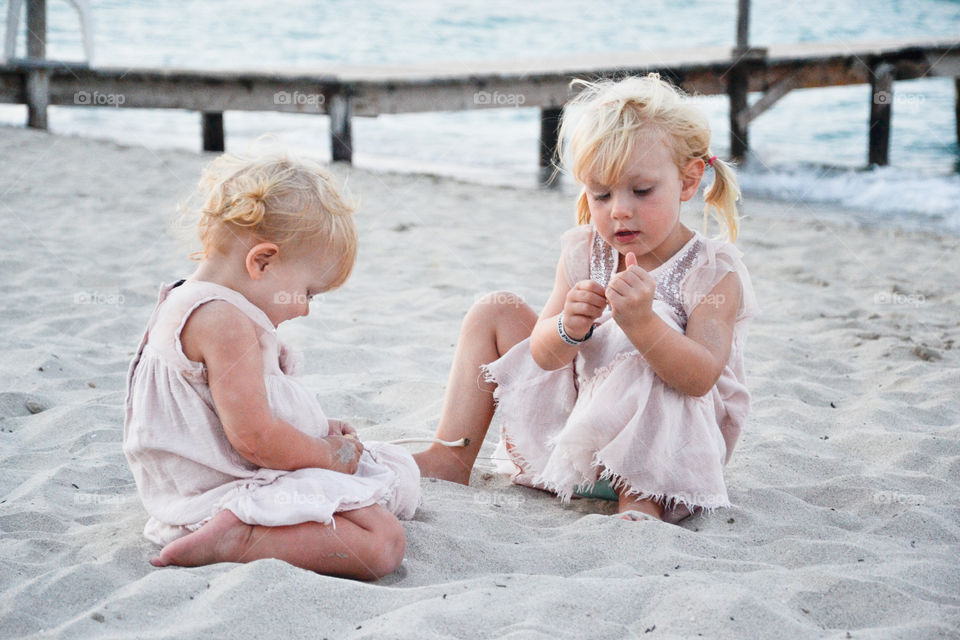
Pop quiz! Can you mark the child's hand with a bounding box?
[322,435,364,475]
[606,252,657,330]
[327,418,357,439]
[562,279,607,341]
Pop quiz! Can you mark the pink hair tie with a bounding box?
[707,155,718,167]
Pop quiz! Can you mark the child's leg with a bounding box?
[413,292,537,484]
[151,504,406,580]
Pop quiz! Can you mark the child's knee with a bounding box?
[361,511,406,580]
[468,290,527,325]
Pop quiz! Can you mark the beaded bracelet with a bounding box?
[557,314,595,346]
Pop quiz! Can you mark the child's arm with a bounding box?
[530,257,607,370]
[181,301,363,473]
[606,253,741,397]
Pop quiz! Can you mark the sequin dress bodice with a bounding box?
[589,228,704,328]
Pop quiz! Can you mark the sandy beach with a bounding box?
[1,126,958,639]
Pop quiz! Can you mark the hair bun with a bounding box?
[225,180,270,229]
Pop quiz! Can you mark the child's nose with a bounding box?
[610,195,632,219]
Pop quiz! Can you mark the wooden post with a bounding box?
[955,78,959,152]
[201,112,224,152]
[26,0,48,130]
[869,63,894,166]
[729,0,752,161]
[736,0,751,51]
[539,106,562,187]
[729,68,749,161]
[329,92,353,163]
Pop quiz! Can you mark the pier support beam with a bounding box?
[25,0,48,130]
[539,106,562,187]
[330,93,353,163]
[955,78,959,152]
[869,63,894,166]
[729,0,752,161]
[201,112,224,152]
[727,46,765,162]
[728,66,749,161]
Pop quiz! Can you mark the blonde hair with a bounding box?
[186,149,357,290]
[557,73,740,241]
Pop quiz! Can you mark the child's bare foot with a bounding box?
[413,446,471,485]
[151,510,252,567]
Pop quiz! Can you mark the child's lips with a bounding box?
[614,230,639,243]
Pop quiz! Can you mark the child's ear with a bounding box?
[245,242,280,280]
[679,158,705,202]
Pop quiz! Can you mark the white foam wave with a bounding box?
[740,163,960,234]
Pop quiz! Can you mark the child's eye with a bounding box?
[591,193,610,202]
[634,188,652,196]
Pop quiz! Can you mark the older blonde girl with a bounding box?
[415,74,758,523]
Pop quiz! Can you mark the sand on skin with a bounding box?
[0,127,958,639]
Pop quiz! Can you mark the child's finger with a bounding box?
[625,252,638,268]
[611,265,655,290]
[569,304,603,321]
[570,293,607,312]
[569,288,606,309]
[576,279,607,297]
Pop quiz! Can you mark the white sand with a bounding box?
[1,126,958,639]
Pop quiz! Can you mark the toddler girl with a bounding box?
[124,150,420,579]
[415,74,757,523]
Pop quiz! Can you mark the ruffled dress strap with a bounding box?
[141,279,284,383]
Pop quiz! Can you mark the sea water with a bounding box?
[1,0,958,232]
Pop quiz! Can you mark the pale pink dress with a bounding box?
[483,225,758,523]
[123,279,421,546]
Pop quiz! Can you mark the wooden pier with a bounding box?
[1,0,957,181]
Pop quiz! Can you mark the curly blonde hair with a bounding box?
[186,149,357,290]
[558,73,740,241]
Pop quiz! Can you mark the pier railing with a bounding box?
[1,2,957,183]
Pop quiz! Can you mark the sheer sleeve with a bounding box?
[681,238,759,324]
[559,225,593,288]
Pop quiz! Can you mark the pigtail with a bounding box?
[575,189,591,225]
[702,156,740,242]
